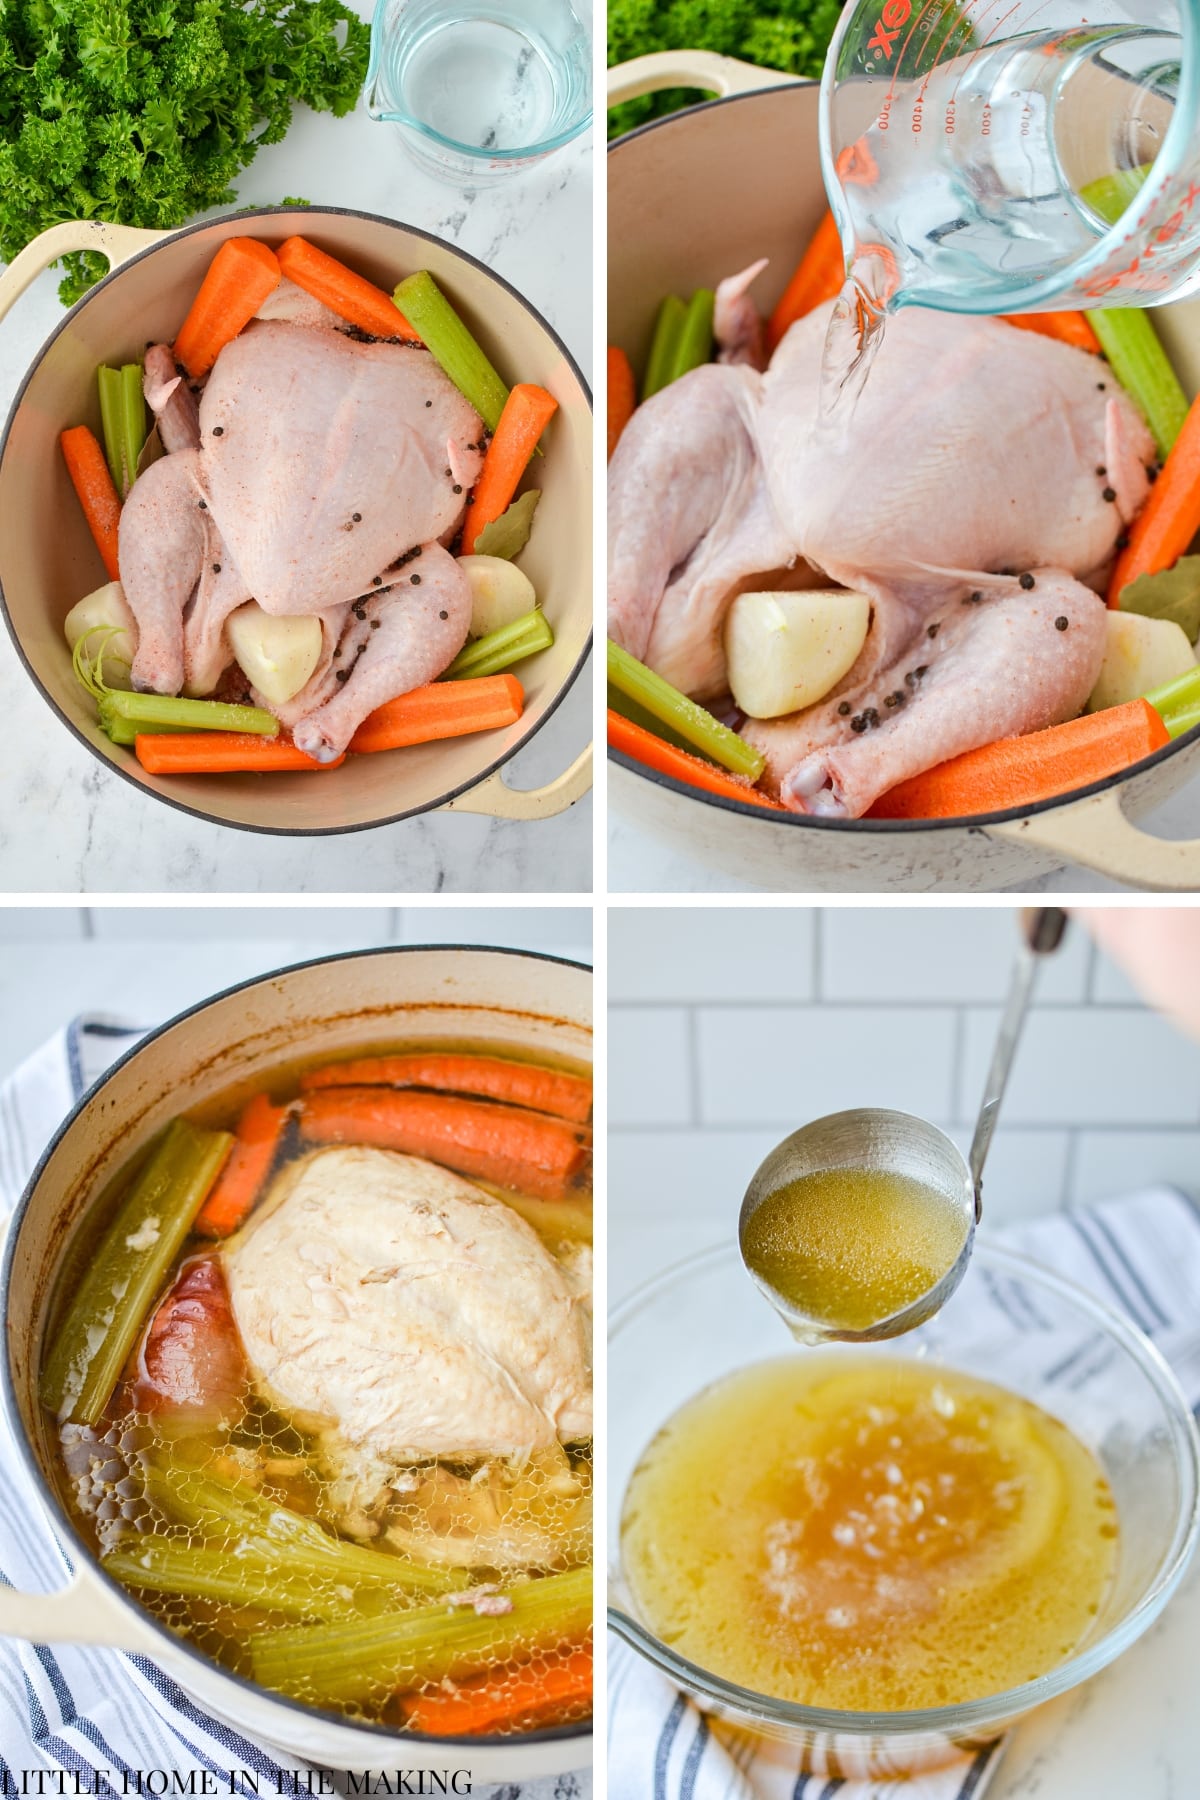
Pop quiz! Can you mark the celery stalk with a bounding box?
[642,296,686,402]
[1080,167,1151,227]
[249,1564,592,1705]
[40,1118,233,1425]
[1164,703,1200,740]
[1144,661,1200,725]
[97,693,280,737]
[143,1464,466,1596]
[1091,309,1188,459]
[97,366,124,496]
[97,364,147,498]
[667,289,715,385]
[607,639,765,780]
[103,1541,396,1621]
[392,272,509,432]
[445,609,553,679]
[102,719,182,747]
[119,363,146,497]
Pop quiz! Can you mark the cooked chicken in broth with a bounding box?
[40,1044,593,1736]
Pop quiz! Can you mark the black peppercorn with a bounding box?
[1019,572,1035,589]
[211,563,221,574]
[352,512,362,522]
[373,576,382,586]
[1095,465,1107,477]
[927,624,938,639]
[1097,382,1106,391]
[211,425,224,436]
[1116,530,1130,551]
[411,574,421,585]
[1055,616,1069,631]
[837,701,851,715]
[851,715,867,733]
[439,609,448,620]
[1102,486,1116,502]
[964,590,982,605]
[197,499,207,510]
[370,618,381,630]
[425,400,432,408]
[884,691,904,708]
[336,668,349,681]
[915,665,928,679]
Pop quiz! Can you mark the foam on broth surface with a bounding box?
[621,1356,1116,1711]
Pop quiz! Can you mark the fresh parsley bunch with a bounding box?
[0,0,371,304]
[607,0,842,137]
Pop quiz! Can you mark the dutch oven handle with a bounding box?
[608,51,803,109]
[443,743,592,820]
[0,1561,162,1652]
[0,220,167,326]
[989,788,1200,890]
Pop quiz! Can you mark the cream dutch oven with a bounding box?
[0,210,592,835]
[0,946,593,1780]
[609,56,1200,891]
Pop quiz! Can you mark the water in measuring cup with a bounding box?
[819,21,1185,423]
[382,4,589,153]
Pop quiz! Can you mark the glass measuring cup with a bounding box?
[365,0,592,183]
[819,0,1200,317]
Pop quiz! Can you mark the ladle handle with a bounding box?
[968,908,1066,1217]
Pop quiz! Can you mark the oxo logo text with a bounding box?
[868,0,911,58]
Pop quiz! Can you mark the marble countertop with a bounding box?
[610,780,1200,894]
[0,12,592,894]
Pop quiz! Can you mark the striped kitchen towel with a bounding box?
[608,1185,1200,1800]
[0,1017,590,1798]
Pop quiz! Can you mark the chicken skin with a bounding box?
[608,302,1156,818]
[222,1147,593,1507]
[119,319,484,756]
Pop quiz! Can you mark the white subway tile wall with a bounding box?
[0,907,592,1080]
[610,907,1200,1299]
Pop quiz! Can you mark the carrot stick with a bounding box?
[608,346,636,461]
[276,237,421,343]
[134,733,345,774]
[400,1645,592,1736]
[349,674,523,754]
[174,238,282,377]
[867,699,1168,820]
[300,1053,592,1123]
[1108,387,1200,604]
[61,426,121,580]
[608,709,786,812]
[298,1088,589,1201]
[460,384,558,556]
[194,1093,289,1239]
[1002,311,1101,353]
[766,210,845,353]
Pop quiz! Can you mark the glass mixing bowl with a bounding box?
[608,1239,1200,1778]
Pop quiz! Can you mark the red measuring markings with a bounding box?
[868,0,912,60]
[1083,181,1200,300]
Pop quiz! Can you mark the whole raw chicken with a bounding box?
[608,298,1156,818]
[119,313,485,761]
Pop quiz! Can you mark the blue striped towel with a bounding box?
[0,1017,591,1797]
[608,1180,1200,1800]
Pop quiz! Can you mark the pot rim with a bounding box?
[607,1235,1200,1737]
[607,87,1199,835]
[1,943,594,1755]
[0,204,593,839]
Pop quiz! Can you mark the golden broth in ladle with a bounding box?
[742,1166,969,1333]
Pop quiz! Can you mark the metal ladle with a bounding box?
[738,907,1067,1342]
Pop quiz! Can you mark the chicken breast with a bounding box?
[221,1147,592,1489]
